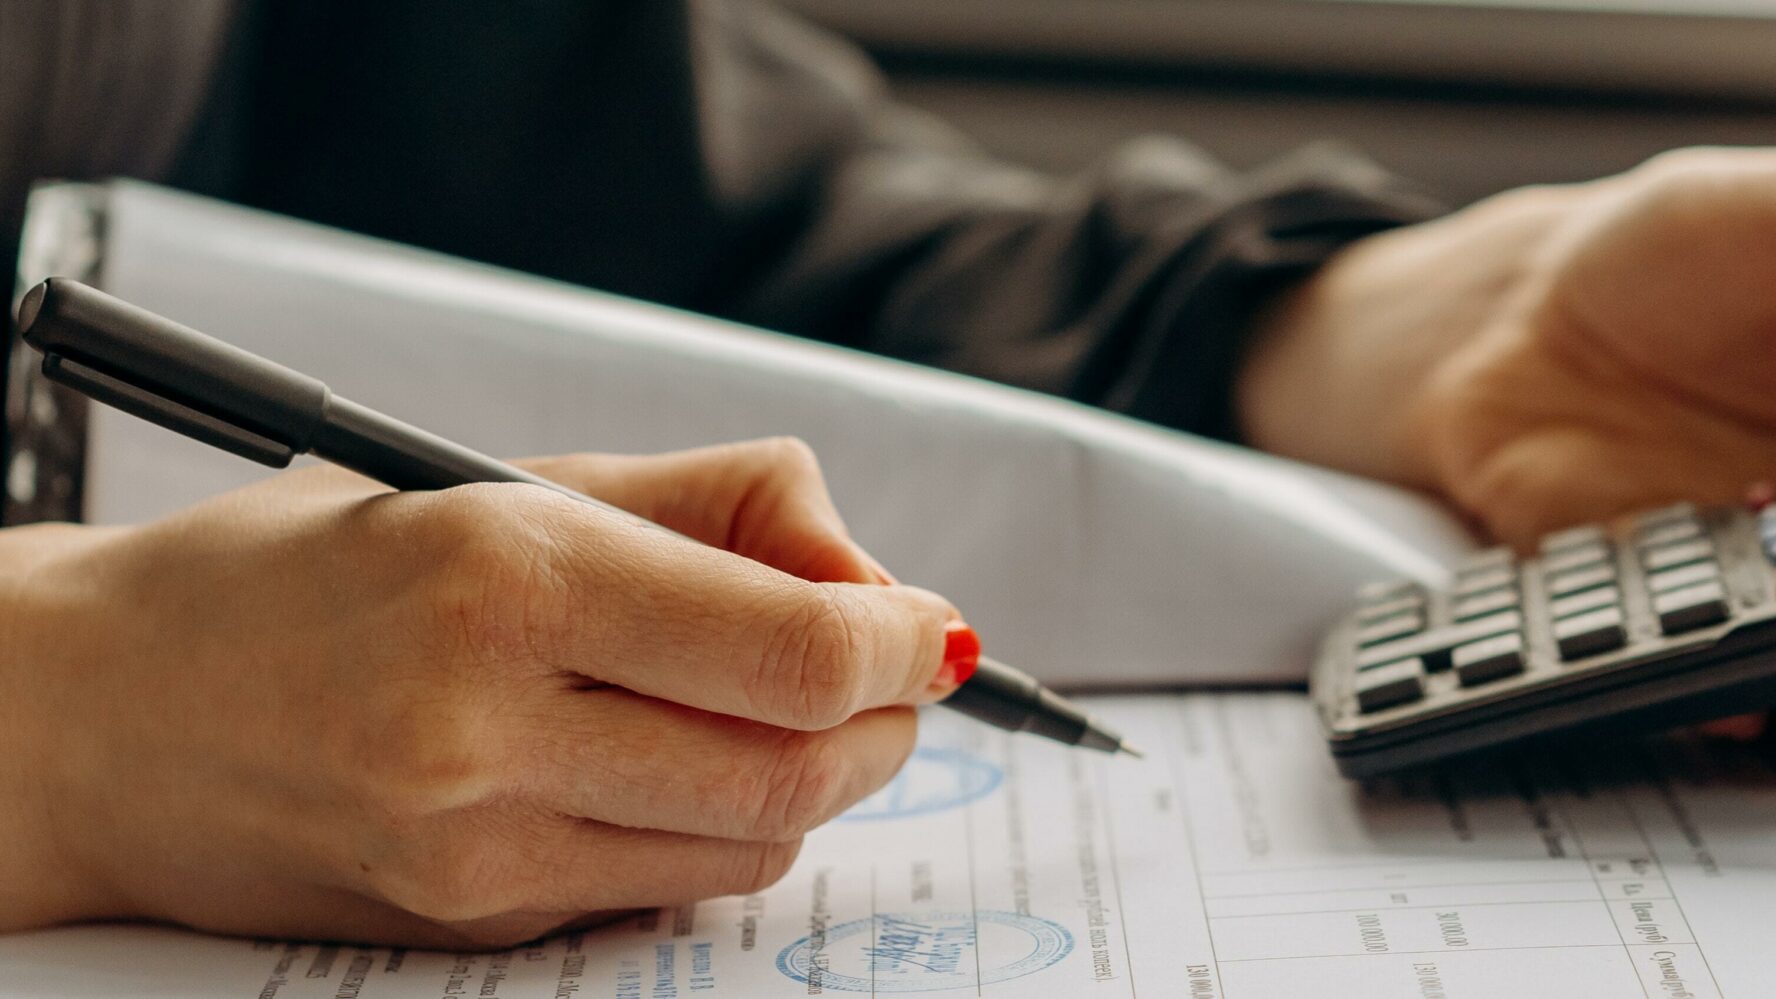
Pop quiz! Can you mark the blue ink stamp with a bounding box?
[838,747,1003,822]
[776,911,1073,993]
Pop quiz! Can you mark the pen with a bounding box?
[16,277,1141,757]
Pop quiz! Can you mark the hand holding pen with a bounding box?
[0,279,1132,948]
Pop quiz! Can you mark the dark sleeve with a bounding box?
[690,4,1445,440]
[220,0,1443,442]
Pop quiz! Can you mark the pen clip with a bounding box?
[40,354,297,467]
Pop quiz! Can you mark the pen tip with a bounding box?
[1119,740,1147,760]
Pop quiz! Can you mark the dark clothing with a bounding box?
[1,0,1441,525]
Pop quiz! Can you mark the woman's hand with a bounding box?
[0,438,961,948]
[1241,147,1776,549]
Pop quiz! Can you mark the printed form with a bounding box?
[7,692,1776,998]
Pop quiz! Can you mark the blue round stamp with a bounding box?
[838,747,1003,822]
[776,911,1073,993]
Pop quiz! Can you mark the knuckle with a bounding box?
[750,589,864,729]
[412,485,525,554]
[358,691,498,811]
[759,436,822,477]
[748,732,852,839]
[1637,145,1728,180]
[1624,148,1764,217]
[414,487,567,665]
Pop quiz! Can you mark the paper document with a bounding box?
[7,692,1774,997]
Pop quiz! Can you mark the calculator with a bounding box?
[1311,502,1776,778]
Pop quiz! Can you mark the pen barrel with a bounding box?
[312,396,565,493]
[311,396,693,540]
[18,279,330,458]
[942,656,1093,747]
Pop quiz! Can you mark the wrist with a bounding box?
[1236,183,1583,487]
[0,523,128,930]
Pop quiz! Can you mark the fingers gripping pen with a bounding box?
[16,278,1142,757]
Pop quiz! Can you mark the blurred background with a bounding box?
[784,0,1776,206]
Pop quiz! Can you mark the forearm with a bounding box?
[0,523,120,931]
[1236,183,1583,487]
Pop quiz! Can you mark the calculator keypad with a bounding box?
[1320,503,1776,776]
[1330,504,1765,720]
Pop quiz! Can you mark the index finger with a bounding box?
[529,497,960,730]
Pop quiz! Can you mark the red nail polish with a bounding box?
[942,620,981,686]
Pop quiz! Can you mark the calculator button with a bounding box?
[1633,503,1698,531]
[1357,578,1421,604]
[1653,580,1730,635]
[1454,633,1526,687]
[1554,606,1627,660]
[1647,561,1721,594]
[1548,585,1621,621]
[1547,563,1616,596]
[1542,543,1612,576]
[1642,538,1715,572]
[1541,524,1607,554]
[1354,658,1425,713]
[1357,610,1523,674]
[1637,519,1703,548]
[1452,587,1520,622]
[1358,592,1427,623]
[1356,611,1427,647]
[1455,565,1516,596]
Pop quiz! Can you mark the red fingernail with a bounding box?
[940,620,982,687]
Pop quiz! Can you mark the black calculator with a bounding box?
[1311,502,1776,777]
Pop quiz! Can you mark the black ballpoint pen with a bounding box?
[16,277,1142,757]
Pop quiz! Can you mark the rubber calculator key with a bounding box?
[1647,561,1721,594]
[1547,563,1616,596]
[1541,524,1607,554]
[1638,519,1704,548]
[1356,611,1426,647]
[1453,587,1520,622]
[1633,503,1698,530]
[1548,585,1621,621]
[1554,605,1627,660]
[1454,633,1527,686]
[1355,658,1425,713]
[1643,538,1715,572]
[1543,543,1612,576]
[1455,565,1516,596]
[1653,581,1730,635]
